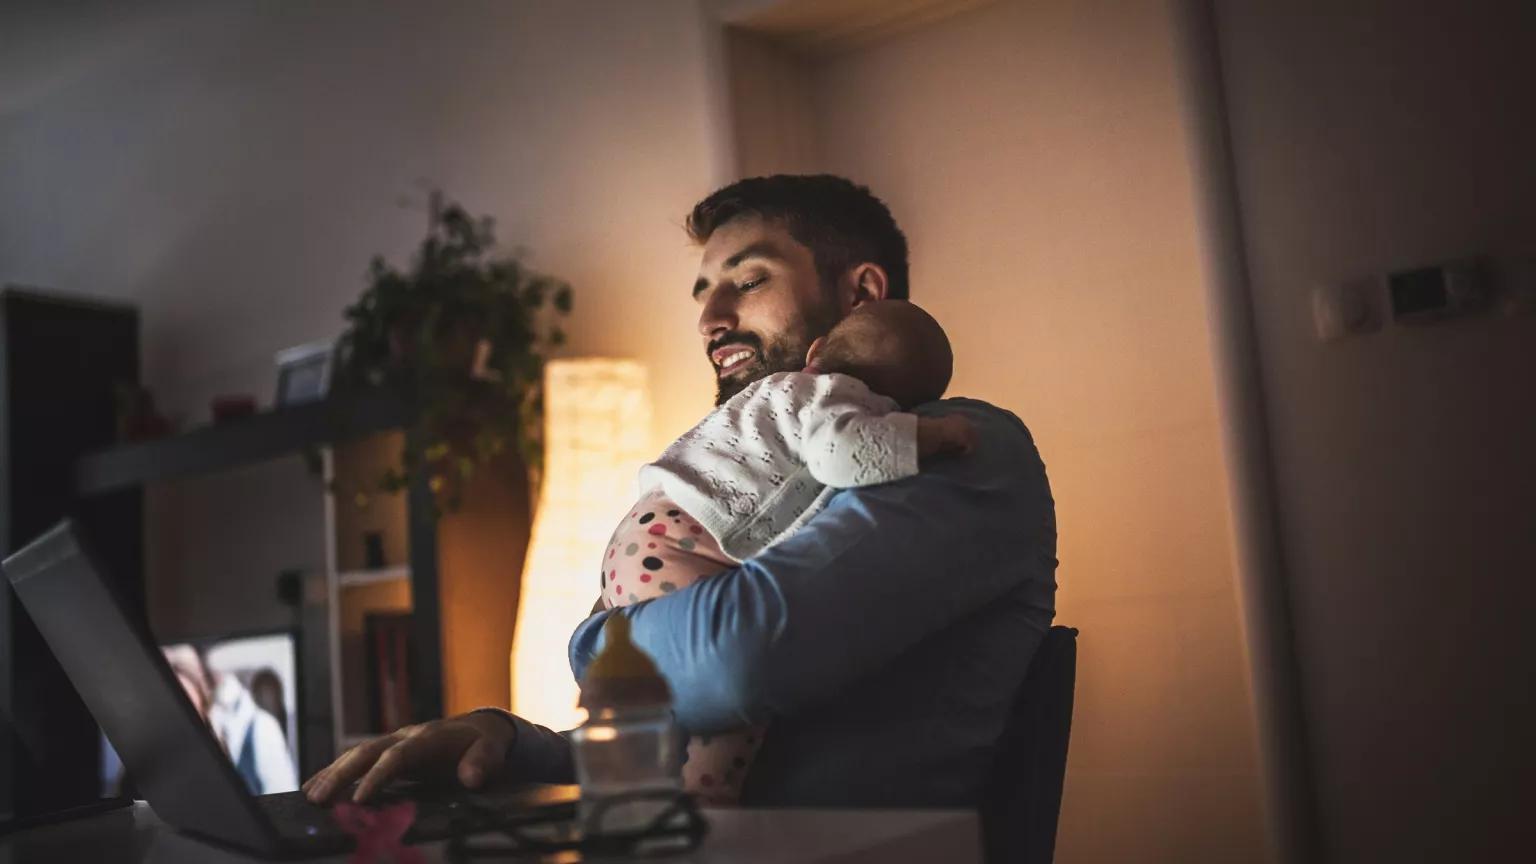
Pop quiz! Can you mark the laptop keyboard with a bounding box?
[255,790,350,841]
[256,783,580,844]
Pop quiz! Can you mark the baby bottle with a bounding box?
[570,613,681,835]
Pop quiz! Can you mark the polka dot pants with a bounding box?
[599,487,730,609]
[600,487,766,804]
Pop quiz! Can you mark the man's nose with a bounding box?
[698,288,739,339]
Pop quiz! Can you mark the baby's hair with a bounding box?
[815,301,952,409]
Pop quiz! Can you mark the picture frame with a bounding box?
[273,339,334,408]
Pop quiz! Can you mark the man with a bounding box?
[209,670,299,795]
[305,175,1057,808]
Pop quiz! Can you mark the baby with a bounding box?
[597,300,973,804]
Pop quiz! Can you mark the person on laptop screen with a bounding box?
[105,644,299,797]
[207,664,298,795]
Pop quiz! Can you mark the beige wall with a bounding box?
[0,0,732,635]
[723,0,1268,859]
[726,29,821,177]
[1217,2,1536,860]
[0,0,728,461]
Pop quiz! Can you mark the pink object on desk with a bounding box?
[331,800,424,864]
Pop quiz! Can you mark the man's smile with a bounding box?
[711,345,758,377]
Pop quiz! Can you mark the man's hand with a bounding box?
[917,414,976,462]
[302,710,517,804]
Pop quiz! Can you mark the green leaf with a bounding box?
[336,190,564,511]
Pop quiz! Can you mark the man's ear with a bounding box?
[839,263,890,311]
[804,336,826,370]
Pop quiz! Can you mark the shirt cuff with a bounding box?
[471,708,577,785]
[889,410,920,479]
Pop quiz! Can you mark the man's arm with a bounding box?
[305,399,1051,805]
[568,399,1055,734]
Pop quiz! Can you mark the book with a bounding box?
[363,613,414,732]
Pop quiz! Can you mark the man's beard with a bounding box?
[711,300,841,406]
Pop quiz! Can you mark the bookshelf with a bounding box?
[75,389,408,497]
[74,389,531,771]
[337,565,410,588]
[323,431,422,750]
[323,427,533,744]
[74,393,444,773]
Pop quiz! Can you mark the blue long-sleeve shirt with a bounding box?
[503,397,1057,807]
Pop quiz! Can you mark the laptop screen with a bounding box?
[102,631,300,798]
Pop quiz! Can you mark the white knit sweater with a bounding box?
[637,371,920,561]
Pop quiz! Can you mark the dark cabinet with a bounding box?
[0,288,142,821]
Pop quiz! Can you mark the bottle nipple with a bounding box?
[578,614,671,712]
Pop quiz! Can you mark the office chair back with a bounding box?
[981,625,1078,864]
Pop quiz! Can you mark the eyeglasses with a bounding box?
[444,788,708,861]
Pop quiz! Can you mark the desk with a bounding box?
[1,801,981,863]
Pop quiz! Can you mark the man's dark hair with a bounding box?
[685,174,910,300]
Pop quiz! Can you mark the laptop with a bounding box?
[2,520,577,857]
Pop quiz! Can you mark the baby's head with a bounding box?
[806,301,952,409]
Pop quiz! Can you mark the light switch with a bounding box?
[1388,259,1488,323]
[1312,277,1379,342]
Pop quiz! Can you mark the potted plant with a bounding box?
[334,192,571,511]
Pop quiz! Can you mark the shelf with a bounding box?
[76,388,410,497]
[337,565,410,588]
[337,733,380,752]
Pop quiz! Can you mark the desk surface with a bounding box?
[1,800,981,864]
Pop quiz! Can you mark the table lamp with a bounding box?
[510,358,651,729]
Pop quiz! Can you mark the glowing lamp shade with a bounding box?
[511,358,651,729]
